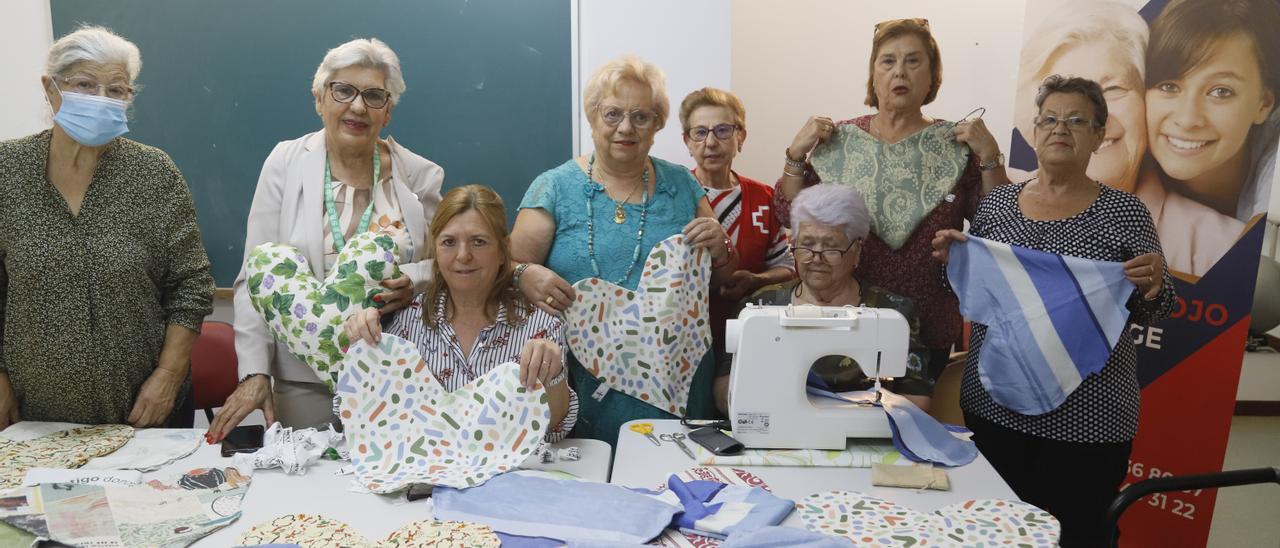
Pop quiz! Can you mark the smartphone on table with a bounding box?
[220,424,265,457]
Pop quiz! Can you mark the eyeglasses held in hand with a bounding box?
[328,81,392,109]
[687,124,739,142]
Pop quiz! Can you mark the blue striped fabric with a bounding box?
[948,236,1135,415]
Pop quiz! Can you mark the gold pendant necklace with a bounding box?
[588,155,649,224]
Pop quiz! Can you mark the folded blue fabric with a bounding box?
[721,526,852,547]
[654,476,794,539]
[806,387,976,467]
[432,472,679,544]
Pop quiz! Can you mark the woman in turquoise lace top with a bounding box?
[511,56,737,447]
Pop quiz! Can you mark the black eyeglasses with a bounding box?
[687,124,739,142]
[328,81,391,109]
[791,239,860,264]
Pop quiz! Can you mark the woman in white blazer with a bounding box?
[207,38,443,440]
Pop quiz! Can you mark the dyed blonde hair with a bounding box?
[582,55,670,130]
[678,87,747,133]
[423,185,527,327]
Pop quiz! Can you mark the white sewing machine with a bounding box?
[724,304,909,450]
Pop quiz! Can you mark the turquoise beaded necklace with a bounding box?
[585,153,649,284]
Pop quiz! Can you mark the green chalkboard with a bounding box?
[52,0,572,286]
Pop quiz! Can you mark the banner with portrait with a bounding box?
[1008,0,1279,545]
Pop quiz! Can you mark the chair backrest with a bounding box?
[928,354,966,427]
[190,321,239,411]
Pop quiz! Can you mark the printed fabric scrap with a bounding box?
[0,466,251,547]
[432,471,680,544]
[809,123,968,249]
[643,474,794,540]
[237,514,500,547]
[563,234,711,416]
[0,424,133,488]
[337,335,549,492]
[947,235,1135,415]
[83,428,203,472]
[695,439,899,468]
[246,231,402,388]
[797,491,1059,547]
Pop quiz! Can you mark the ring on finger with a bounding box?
[545,295,556,306]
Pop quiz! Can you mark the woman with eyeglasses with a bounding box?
[0,26,214,428]
[207,38,443,442]
[777,18,1012,393]
[679,88,795,373]
[714,184,934,413]
[510,56,735,446]
[932,75,1174,547]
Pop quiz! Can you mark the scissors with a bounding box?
[629,423,661,446]
[660,432,697,460]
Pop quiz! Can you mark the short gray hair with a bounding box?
[46,25,142,82]
[790,184,871,243]
[312,38,406,103]
[1035,74,1109,129]
[583,55,670,130]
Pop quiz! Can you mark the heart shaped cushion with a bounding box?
[336,334,550,492]
[797,491,1059,547]
[563,234,711,416]
[0,424,133,488]
[237,513,501,547]
[245,231,401,388]
[809,124,968,250]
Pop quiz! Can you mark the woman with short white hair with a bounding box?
[208,38,444,440]
[714,184,935,413]
[510,56,735,445]
[0,25,215,427]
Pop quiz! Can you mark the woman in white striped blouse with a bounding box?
[343,185,577,442]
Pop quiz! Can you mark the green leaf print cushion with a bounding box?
[246,232,401,388]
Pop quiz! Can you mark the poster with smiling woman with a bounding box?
[1009,0,1279,546]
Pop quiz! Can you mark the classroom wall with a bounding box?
[0,0,53,140]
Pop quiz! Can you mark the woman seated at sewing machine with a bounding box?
[341,185,577,442]
[714,184,934,414]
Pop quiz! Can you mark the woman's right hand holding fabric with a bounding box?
[343,307,384,346]
[788,116,837,161]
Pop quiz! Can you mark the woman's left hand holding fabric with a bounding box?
[375,274,415,313]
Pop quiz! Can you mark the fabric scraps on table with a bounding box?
[809,123,969,250]
[647,467,772,548]
[720,526,852,548]
[432,471,680,544]
[231,422,343,476]
[246,231,402,388]
[0,424,133,488]
[338,335,549,492]
[694,439,899,468]
[563,234,711,416]
[645,475,794,540]
[796,491,1059,547]
[807,387,978,467]
[83,428,202,472]
[947,235,1135,415]
[237,514,501,547]
[0,466,251,547]
[869,463,950,491]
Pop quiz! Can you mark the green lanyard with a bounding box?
[324,144,381,253]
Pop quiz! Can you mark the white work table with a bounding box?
[140,434,611,546]
[610,419,1017,528]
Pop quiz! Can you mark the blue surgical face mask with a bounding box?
[52,85,130,147]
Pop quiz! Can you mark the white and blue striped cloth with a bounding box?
[948,235,1135,415]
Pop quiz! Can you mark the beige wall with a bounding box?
[730,0,1026,186]
[0,0,53,140]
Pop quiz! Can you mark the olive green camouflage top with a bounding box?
[0,130,214,424]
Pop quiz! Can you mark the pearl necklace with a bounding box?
[586,154,649,284]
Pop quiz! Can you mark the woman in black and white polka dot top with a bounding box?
[932,75,1175,547]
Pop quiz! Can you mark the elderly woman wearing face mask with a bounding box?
[208,38,444,442]
[511,56,735,446]
[777,18,1011,381]
[933,75,1174,547]
[0,25,215,428]
[714,185,934,415]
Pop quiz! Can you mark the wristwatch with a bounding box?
[979,153,1005,171]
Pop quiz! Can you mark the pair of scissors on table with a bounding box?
[629,423,661,446]
[660,432,696,460]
